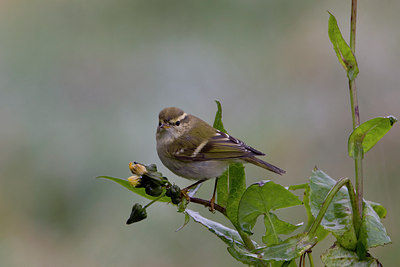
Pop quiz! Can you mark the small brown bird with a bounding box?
[156,107,285,210]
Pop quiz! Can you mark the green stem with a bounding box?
[308,177,360,237]
[354,148,363,221]
[144,191,167,209]
[308,252,315,267]
[236,227,268,266]
[348,0,363,221]
[344,176,361,235]
[350,0,357,52]
[288,183,308,191]
[348,0,360,128]
[188,196,257,257]
[187,196,259,260]
[348,80,360,129]
[237,228,256,251]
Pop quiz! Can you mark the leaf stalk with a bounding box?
[308,252,315,267]
[308,177,361,237]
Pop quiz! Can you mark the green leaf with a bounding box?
[97,176,171,202]
[185,209,254,248]
[262,213,302,245]
[227,245,265,267]
[348,116,397,159]
[309,170,357,250]
[176,212,190,232]
[228,244,298,267]
[213,100,229,208]
[328,12,359,80]
[257,234,316,261]
[366,201,387,219]
[212,100,227,133]
[358,201,391,249]
[321,243,383,267]
[226,163,246,228]
[216,170,228,208]
[250,233,316,262]
[238,180,302,238]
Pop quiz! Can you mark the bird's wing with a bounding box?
[171,130,265,161]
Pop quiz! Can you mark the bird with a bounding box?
[156,107,285,211]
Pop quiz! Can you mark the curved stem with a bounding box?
[308,177,361,237]
[237,228,256,251]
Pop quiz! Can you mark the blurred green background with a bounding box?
[1,0,399,266]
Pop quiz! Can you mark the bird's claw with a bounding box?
[208,195,216,213]
[180,189,191,202]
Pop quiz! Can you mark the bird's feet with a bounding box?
[180,188,191,202]
[209,194,216,213]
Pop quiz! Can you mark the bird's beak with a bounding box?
[160,123,170,129]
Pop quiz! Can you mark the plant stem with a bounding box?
[344,176,361,234]
[189,196,261,263]
[348,80,360,129]
[308,252,315,267]
[288,183,309,191]
[350,0,357,51]
[308,177,360,237]
[348,0,363,220]
[237,228,256,251]
[189,197,226,215]
[144,191,167,209]
[354,149,363,220]
[236,227,268,266]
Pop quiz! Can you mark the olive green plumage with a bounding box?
[156,107,285,180]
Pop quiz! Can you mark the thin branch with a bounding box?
[189,197,226,215]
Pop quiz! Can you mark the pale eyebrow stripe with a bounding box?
[172,113,187,123]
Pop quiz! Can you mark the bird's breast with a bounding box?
[159,156,229,180]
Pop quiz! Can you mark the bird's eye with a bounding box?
[158,122,161,126]
[175,121,180,126]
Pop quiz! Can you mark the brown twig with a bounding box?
[189,197,226,215]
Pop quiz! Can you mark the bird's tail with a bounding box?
[245,157,286,175]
